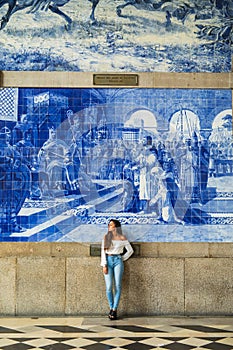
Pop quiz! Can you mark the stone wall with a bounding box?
[0,242,233,316]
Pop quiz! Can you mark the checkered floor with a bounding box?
[0,317,232,349]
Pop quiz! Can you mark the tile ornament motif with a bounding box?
[0,87,232,242]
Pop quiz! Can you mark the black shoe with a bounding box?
[108,309,113,319]
[111,310,117,320]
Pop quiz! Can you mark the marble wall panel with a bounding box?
[66,257,105,315]
[16,257,66,315]
[185,257,233,315]
[0,258,16,315]
[125,258,185,315]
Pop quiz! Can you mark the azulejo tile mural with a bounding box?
[0,0,232,71]
[0,87,232,242]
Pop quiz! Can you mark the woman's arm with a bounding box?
[100,239,107,267]
[121,240,134,261]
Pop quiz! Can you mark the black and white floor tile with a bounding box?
[0,317,232,350]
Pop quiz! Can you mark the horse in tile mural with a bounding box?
[0,0,188,30]
[0,0,74,29]
[1,0,232,41]
[0,0,103,30]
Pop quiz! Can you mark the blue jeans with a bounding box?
[104,255,124,310]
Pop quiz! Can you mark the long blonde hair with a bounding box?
[104,219,122,250]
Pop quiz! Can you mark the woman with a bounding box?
[101,219,134,320]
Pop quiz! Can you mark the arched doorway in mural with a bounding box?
[169,108,200,141]
[124,109,158,143]
[209,109,233,179]
[210,109,232,144]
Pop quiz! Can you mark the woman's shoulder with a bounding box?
[120,235,128,241]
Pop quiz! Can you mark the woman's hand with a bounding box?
[103,266,108,274]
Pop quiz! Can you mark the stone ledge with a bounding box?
[1,71,232,89]
[0,242,233,258]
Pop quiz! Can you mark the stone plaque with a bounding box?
[90,244,101,257]
[93,74,139,86]
[90,243,140,257]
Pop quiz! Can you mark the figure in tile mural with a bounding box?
[136,136,155,213]
[0,127,30,233]
[38,124,68,197]
[0,0,231,71]
[12,114,34,145]
[15,130,42,200]
[179,136,199,202]
[198,138,210,204]
[0,0,73,30]
[0,87,232,241]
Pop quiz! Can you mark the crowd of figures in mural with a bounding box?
[0,88,232,239]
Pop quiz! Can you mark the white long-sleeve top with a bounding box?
[101,239,134,267]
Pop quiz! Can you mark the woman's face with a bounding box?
[108,221,116,231]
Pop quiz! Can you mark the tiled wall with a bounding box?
[0,82,232,242]
[0,1,231,72]
[0,4,232,247]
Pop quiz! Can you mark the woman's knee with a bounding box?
[114,281,122,293]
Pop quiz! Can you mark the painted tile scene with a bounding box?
[0,0,232,72]
[0,87,232,242]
